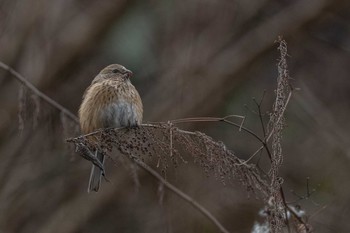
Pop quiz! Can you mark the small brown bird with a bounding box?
[79,64,143,192]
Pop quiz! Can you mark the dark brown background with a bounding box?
[1,0,350,232]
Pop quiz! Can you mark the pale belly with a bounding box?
[100,100,141,128]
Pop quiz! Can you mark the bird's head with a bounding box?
[92,64,133,84]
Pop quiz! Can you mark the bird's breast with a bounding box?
[79,81,142,133]
[101,100,142,128]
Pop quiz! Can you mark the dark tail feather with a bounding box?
[88,151,105,193]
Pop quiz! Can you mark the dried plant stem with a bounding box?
[128,155,230,233]
[170,117,260,144]
[243,145,264,164]
[284,190,310,231]
[265,37,309,232]
[0,61,79,123]
[169,116,273,160]
[280,187,292,233]
[265,91,292,143]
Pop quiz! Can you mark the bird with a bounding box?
[78,64,143,192]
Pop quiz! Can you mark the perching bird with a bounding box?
[79,64,143,192]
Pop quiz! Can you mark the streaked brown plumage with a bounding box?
[79,64,143,192]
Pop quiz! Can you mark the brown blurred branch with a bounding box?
[0,61,79,123]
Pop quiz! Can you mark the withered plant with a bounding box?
[1,38,311,233]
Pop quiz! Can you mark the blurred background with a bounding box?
[1,0,350,232]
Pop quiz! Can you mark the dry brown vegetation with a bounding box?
[1,38,309,233]
[1,1,350,232]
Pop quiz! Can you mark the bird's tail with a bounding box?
[88,151,105,192]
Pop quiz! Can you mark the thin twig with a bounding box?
[170,115,244,124]
[169,122,173,158]
[241,145,264,165]
[288,178,319,205]
[253,92,267,137]
[169,116,268,149]
[280,187,292,233]
[0,61,79,123]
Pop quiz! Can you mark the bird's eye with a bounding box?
[112,69,119,74]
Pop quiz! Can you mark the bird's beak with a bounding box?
[125,69,133,78]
